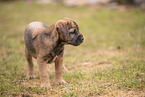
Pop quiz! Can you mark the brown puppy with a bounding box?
[24,18,84,88]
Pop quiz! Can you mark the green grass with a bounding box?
[0,1,145,96]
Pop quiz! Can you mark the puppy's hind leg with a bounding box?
[25,48,35,79]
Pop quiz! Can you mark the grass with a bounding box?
[0,1,145,96]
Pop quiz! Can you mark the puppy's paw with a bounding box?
[55,79,66,85]
[41,83,51,89]
[27,74,35,79]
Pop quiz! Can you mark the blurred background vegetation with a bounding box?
[0,0,145,96]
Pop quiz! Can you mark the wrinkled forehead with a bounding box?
[67,20,78,29]
[56,19,79,29]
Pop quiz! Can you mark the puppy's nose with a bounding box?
[81,37,84,41]
[78,34,84,41]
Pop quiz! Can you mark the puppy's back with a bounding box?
[24,22,48,57]
[27,22,48,30]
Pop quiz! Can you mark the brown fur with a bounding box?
[24,18,84,88]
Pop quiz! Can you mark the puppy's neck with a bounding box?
[44,24,66,49]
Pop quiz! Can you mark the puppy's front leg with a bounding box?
[37,57,51,89]
[55,52,66,85]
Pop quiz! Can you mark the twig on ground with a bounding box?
[104,81,112,89]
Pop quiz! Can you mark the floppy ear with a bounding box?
[56,26,61,33]
[56,24,65,35]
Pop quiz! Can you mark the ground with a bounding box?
[0,1,145,97]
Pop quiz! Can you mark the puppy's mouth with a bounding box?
[68,36,84,46]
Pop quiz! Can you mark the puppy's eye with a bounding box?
[69,31,75,34]
[69,29,76,34]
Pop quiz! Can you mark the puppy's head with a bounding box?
[56,18,84,46]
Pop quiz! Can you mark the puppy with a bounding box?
[24,18,84,88]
